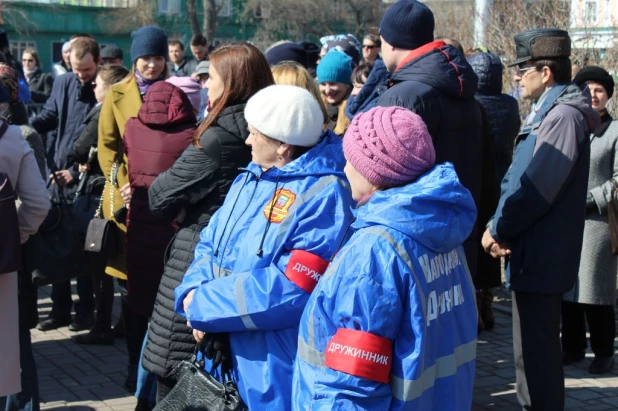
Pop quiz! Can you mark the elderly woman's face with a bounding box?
[246,125,283,170]
[588,81,609,112]
[344,161,376,202]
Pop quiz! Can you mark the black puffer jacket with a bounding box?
[143,104,251,378]
[468,52,521,190]
[377,41,483,276]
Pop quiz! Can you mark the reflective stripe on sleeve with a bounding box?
[297,335,325,369]
[234,272,257,330]
[390,339,477,401]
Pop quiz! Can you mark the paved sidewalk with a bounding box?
[32,284,618,410]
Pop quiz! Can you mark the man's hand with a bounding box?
[489,242,512,258]
[78,164,91,173]
[50,170,74,186]
[481,228,496,253]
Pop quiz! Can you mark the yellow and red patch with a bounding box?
[263,188,296,223]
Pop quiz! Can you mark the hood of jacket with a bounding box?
[554,84,601,132]
[245,129,346,180]
[468,52,502,95]
[353,163,477,254]
[137,81,196,126]
[390,41,478,100]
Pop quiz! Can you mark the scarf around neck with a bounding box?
[134,68,164,96]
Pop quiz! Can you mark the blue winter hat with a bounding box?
[265,43,308,68]
[130,26,168,62]
[317,51,353,85]
[379,0,435,51]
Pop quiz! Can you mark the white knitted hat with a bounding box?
[244,85,323,147]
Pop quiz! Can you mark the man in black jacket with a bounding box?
[376,0,484,278]
[30,37,100,332]
[167,40,197,77]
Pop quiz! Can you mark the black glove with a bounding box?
[201,333,233,375]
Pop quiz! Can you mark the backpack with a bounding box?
[0,120,22,274]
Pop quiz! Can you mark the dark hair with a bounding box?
[168,39,185,50]
[533,57,572,84]
[71,37,100,61]
[0,100,29,125]
[352,60,374,85]
[363,34,381,48]
[194,42,274,147]
[190,34,208,47]
[98,64,130,85]
[436,37,464,55]
[22,48,41,67]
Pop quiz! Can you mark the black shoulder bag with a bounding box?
[153,340,246,411]
[23,171,90,286]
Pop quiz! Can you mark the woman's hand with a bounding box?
[120,182,131,207]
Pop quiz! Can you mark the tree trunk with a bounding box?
[202,0,217,42]
[186,0,201,35]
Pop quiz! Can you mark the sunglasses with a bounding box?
[515,66,536,76]
[362,45,377,50]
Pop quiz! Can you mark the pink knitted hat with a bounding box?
[343,106,436,187]
[165,77,201,112]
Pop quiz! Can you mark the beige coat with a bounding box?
[97,77,142,279]
[0,122,49,396]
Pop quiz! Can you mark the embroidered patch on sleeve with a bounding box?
[263,188,296,223]
[325,328,393,383]
[284,249,329,293]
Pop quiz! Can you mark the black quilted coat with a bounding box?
[142,104,251,378]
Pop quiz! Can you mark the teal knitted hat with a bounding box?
[317,51,353,85]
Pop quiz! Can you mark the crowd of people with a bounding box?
[1,0,616,409]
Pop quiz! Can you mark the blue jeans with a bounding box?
[0,324,39,411]
[135,330,157,406]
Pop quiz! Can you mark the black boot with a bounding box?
[589,355,615,374]
[72,326,114,345]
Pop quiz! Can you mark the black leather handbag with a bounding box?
[0,172,21,275]
[23,174,90,286]
[153,345,246,411]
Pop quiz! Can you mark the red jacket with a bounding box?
[124,81,196,316]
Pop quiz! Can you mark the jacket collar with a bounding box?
[521,84,570,134]
[394,41,447,72]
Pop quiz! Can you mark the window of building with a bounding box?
[217,0,232,17]
[158,0,180,14]
[584,0,598,25]
[10,41,36,61]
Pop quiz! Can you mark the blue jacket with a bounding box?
[175,130,355,410]
[468,52,521,189]
[293,163,478,410]
[376,41,483,278]
[345,59,389,119]
[488,84,599,293]
[30,72,96,201]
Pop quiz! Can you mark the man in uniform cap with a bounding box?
[482,28,600,410]
[100,45,124,66]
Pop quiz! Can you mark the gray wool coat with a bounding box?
[564,116,618,305]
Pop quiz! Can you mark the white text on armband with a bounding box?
[292,262,322,282]
[326,343,390,365]
[418,250,462,284]
[426,283,466,327]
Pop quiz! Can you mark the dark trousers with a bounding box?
[512,291,564,411]
[49,274,94,320]
[561,301,616,358]
[0,322,40,411]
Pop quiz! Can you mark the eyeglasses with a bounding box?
[515,66,537,76]
[362,45,377,50]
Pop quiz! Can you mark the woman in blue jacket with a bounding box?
[293,106,479,410]
[175,85,355,410]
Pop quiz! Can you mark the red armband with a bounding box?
[325,328,392,384]
[284,250,329,293]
